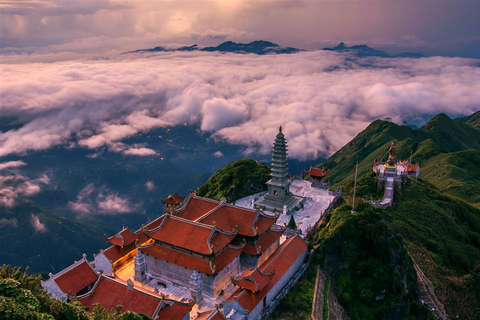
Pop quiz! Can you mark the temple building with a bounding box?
[371,141,420,208]
[41,254,98,301]
[256,126,304,214]
[305,167,329,186]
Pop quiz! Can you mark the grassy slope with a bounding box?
[383,178,480,319]
[196,158,270,202]
[319,113,480,207]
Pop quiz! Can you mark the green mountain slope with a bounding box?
[196,158,270,202]
[319,112,480,206]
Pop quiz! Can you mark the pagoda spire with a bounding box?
[256,125,304,214]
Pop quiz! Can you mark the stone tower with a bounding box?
[190,267,203,303]
[257,126,303,214]
[133,250,147,283]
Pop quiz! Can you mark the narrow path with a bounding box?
[311,266,326,320]
[411,257,448,320]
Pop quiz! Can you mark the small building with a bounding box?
[371,142,420,208]
[41,253,98,301]
[161,193,186,211]
[305,167,329,186]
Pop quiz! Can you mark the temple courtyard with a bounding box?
[235,179,337,237]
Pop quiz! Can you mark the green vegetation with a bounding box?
[323,277,329,320]
[308,173,480,319]
[0,265,151,320]
[319,113,480,207]
[288,215,297,229]
[312,203,429,320]
[197,158,270,202]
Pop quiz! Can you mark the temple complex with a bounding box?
[41,126,315,319]
[371,142,420,208]
[43,191,308,319]
[256,126,304,214]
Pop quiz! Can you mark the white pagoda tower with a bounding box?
[257,126,303,214]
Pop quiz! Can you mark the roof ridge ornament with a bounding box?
[278,125,282,134]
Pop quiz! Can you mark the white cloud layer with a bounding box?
[67,183,140,215]
[30,214,46,232]
[1,51,479,160]
[0,174,42,207]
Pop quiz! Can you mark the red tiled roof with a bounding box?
[195,309,226,320]
[139,244,243,275]
[256,228,283,253]
[161,193,186,205]
[254,215,277,236]
[173,196,219,221]
[242,228,283,256]
[157,301,193,320]
[53,260,98,295]
[105,228,140,247]
[227,235,308,313]
[77,277,171,318]
[306,167,329,178]
[407,164,418,173]
[145,215,235,255]
[242,242,259,255]
[199,205,258,237]
[232,268,273,293]
[103,245,136,263]
[145,215,167,231]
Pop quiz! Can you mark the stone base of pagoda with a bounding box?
[255,192,304,215]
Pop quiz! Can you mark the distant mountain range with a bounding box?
[125,40,424,57]
[323,42,424,58]
[125,40,303,55]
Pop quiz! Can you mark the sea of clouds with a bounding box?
[1,50,480,162]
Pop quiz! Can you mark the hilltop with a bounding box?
[318,111,480,207]
[196,158,270,202]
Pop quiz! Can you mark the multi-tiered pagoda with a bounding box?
[257,126,304,214]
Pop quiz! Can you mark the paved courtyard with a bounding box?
[235,179,336,237]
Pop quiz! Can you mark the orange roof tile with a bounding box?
[232,269,273,293]
[139,243,243,275]
[77,276,192,319]
[145,215,235,255]
[199,205,257,236]
[306,167,329,178]
[227,235,308,313]
[254,215,277,236]
[103,245,136,263]
[161,193,186,205]
[242,228,283,256]
[105,227,140,247]
[195,309,226,320]
[407,164,418,173]
[173,196,219,221]
[53,259,98,295]
[156,301,193,320]
[256,228,283,253]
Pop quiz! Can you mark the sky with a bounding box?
[1,0,480,162]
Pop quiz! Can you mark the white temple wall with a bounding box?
[94,253,113,276]
[257,238,280,267]
[41,279,67,301]
[212,255,241,297]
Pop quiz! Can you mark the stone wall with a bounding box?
[94,253,113,275]
[145,253,241,299]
